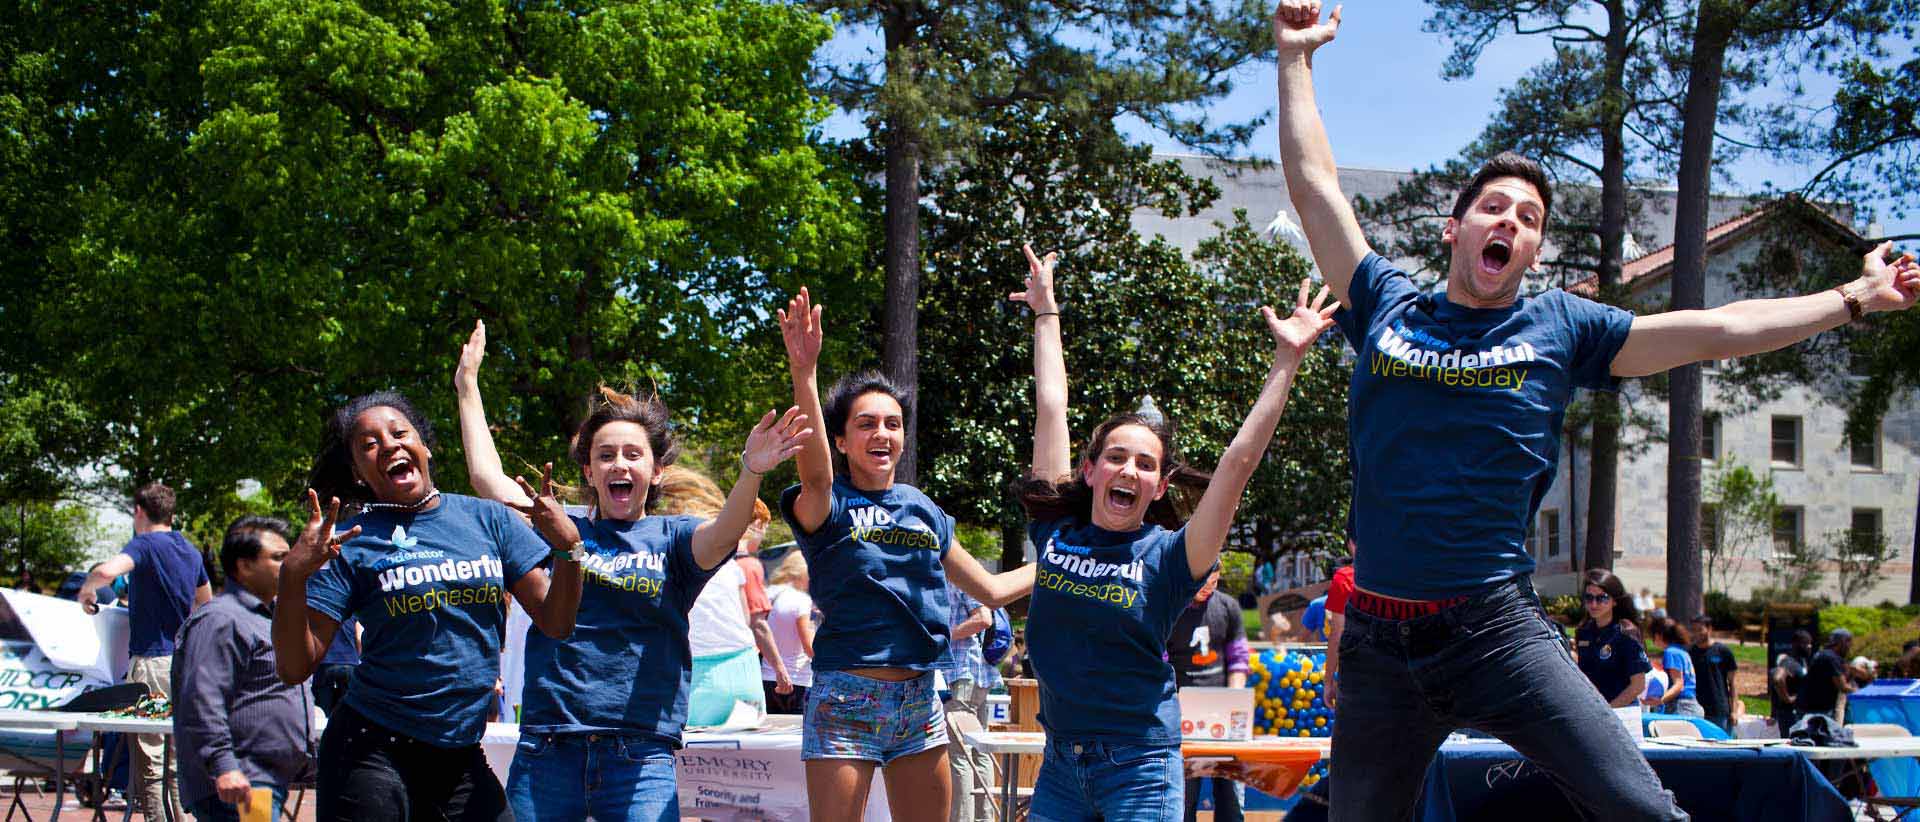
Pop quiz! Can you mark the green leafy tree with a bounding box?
[914,105,1351,573]
[0,0,866,516]
[0,503,106,593]
[810,0,1278,482]
[1701,459,1780,593]
[1831,526,1895,605]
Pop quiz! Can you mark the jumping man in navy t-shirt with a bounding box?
[1273,2,1920,818]
[1011,244,1336,820]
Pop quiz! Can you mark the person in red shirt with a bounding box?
[1324,546,1355,707]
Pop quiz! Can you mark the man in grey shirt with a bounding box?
[173,516,314,822]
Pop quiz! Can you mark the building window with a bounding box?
[1773,507,1804,556]
[1525,517,1540,559]
[1852,424,1881,471]
[1701,414,1720,462]
[1852,509,1884,552]
[1543,509,1562,558]
[1702,504,1721,554]
[1771,416,1802,468]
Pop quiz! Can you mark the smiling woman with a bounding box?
[452,319,810,822]
[271,387,586,822]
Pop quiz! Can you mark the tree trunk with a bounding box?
[880,10,923,484]
[1583,0,1631,574]
[1666,0,1745,623]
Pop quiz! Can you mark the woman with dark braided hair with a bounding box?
[453,320,810,822]
[273,388,584,822]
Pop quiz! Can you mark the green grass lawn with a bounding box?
[1730,643,1767,667]
[1740,695,1771,718]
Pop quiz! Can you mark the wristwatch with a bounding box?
[1836,283,1866,322]
[553,540,587,563]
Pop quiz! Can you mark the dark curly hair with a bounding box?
[567,385,679,514]
[1015,412,1212,530]
[307,391,438,505]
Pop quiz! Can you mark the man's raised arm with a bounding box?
[1610,243,1918,377]
[1274,0,1370,309]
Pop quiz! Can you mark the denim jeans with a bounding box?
[1329,576,1686,821]
[315,702,509,822]
[506,733,678,822]
[1028,739,1182,822]
[186,786,286,822]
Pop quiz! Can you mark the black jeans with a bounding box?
[316,702,508,822]
[1183,776,1241,822]
[312,664,355,718]
[1329,576,1686,821]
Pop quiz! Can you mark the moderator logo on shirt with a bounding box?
[1370,322,1538,391]
[370,526,505,616]
[1036,536,1145,609]
[847,505,942,552]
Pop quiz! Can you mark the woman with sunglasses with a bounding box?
[1575,569,1649,708]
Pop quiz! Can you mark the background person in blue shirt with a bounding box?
[455,319,811,822]
[271,390,585,822]
[80,481,211,822]
[777,288,1035,822]
[1574,569,1649,708]
[1011,243,1336,821]
[1647,619,1702,717]
[1274,2,1918,817]
[1300,595,1328,642]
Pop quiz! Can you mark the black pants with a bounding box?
[316,702,509,822]
[762,680,809,714]
[1184,776,1242,822]
[313,664,355,718]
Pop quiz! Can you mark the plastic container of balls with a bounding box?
[1178,686,1255,741]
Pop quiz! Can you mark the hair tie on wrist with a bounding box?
[1033,311,1060,319]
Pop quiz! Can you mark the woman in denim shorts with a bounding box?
[454,321,811,821]
[1010,247,1337,821]
[776,289,1035,821]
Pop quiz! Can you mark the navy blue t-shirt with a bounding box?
[122,531,208,657]
[779,480,955,672]
[1575,620,1650,702]
[320,617,360,665]
[304,493,545,747]
[1341,254,1634,598]
[521,514,718,743]
[1026,517,1208,744]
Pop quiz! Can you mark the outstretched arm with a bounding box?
[779,289,834,534]
[690,407,812,570]
[943,541,1036,609]
[1274,0,1370,308]
[455,320,534,508]
[1611,244,1918,377]
[1012,244,1071,481]
[1184,282,1338,579]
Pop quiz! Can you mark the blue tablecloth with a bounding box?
[1281,743,1849,821]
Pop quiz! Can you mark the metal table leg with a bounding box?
[52,731,65,822]
[999,752,1017,821]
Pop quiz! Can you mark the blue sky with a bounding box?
[818,3,1918,245]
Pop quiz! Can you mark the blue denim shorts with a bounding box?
[801,670,948,763]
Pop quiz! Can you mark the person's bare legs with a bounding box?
[881,746,954,821]
[807,758,879,822]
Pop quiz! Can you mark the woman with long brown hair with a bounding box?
[1575,569,1649,708]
